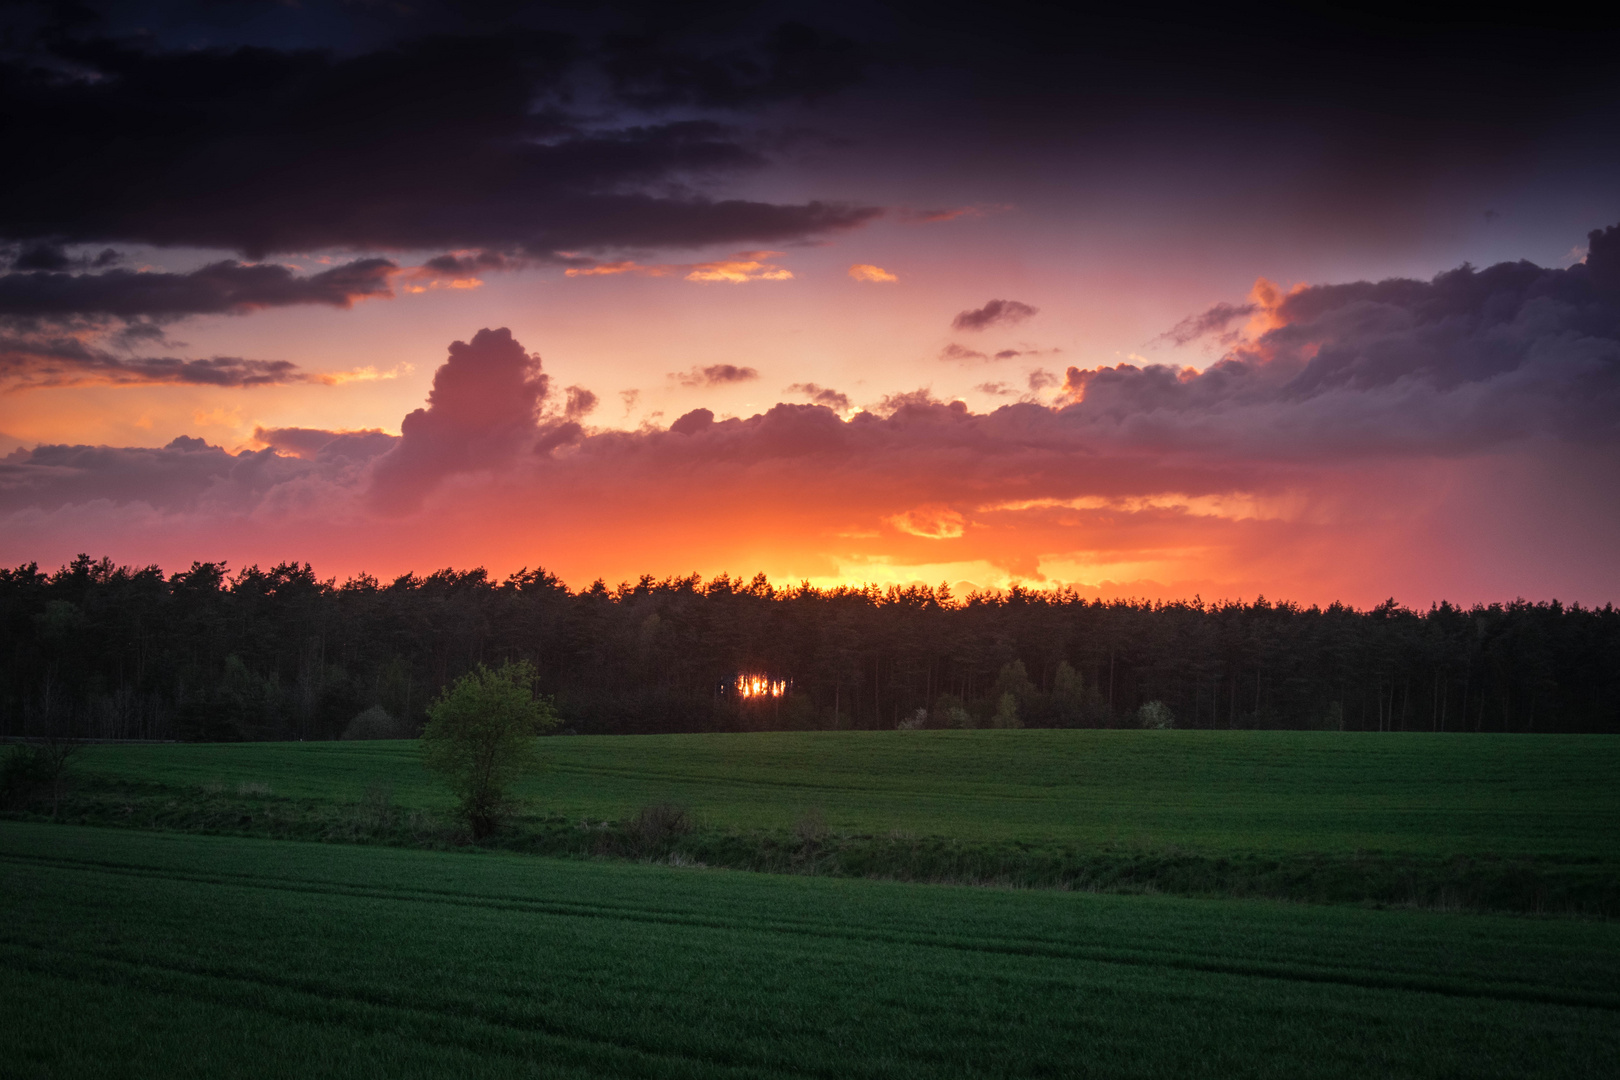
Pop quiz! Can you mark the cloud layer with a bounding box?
[4,230,1618,603]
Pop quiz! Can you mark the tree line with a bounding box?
[1,554,1616,741]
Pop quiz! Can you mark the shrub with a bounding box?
[342,705,411,740]
[0,739,79,816]
[1138,701,1175,729]
[630,802,693,855]
[897,708,928,730]
[990,693,1023,729]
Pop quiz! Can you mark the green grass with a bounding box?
[77,730,1620,857]
[3,822,1617,1079]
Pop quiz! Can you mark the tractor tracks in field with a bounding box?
[5,847,1616,1015]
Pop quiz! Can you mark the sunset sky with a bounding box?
[3,2,1618,605]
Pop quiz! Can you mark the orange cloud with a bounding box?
[564,261,673,278]
[562,252,792,283]
[848,263,898,283]
[889,505,966,539]
[686,252,793,283]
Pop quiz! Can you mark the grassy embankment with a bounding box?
[3,822,1617,1079]
[24,730,1620,914]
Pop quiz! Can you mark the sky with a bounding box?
[2,1,1618,605]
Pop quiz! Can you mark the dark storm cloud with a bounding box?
[5,243,123,272]
[0,259,396,325]
[952,300,1038,332]
[602,20,865,108]
[0,15,878,260]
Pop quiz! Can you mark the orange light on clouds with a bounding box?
[888,505,966,539]
[848,263,898,282]
[685,253,793,283]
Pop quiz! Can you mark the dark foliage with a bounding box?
[1,554,1617,740]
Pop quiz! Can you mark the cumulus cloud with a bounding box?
[369,328,550,513]
[848,264,898,283]
[952,299,1038,331]
[785,383,852,410]
[676,364,760,387]
[1063,223,1620,455]
[253,427,398,462]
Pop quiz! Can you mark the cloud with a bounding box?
[7,228,1617,603]
[564,261,672,278]
[684,253,793,283]
[563,251,793,283]
[951,299,1038,332]
[1160,301,1260,347]
[0,259,396,326]
[889,505,967,539]
[1027,369,1061,391]
[940,343,988,362]
[785,383,852,410]
[368,327,550,514]
[897,205,1013,224]
[0,333,310,390]
[1055,223,1620,455]
[602,21,866,109]
[563,386,599,421]
[975,382,1015,396]
[676,364,760,387]
[5,243,123,272]
[0,31,879,261]
[620,389,641,416]
[253,427,398,463]
[848,264,898,283]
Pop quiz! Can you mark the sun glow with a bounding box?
[735,674,788,698]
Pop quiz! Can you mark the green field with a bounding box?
[74,730,1620,857]
[4,822,1617,1079]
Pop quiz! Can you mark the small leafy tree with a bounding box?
[420,661,558,839]
[1138,700,1175,730]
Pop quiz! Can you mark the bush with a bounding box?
[630,803,693,855]
[897,708,928,730]
[1138,701,1175,730]
[990,693,1023,729]
[420,661,559,839]
[0,740,79,815]
[342,705,411,740]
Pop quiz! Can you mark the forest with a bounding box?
[2,555,1616,741]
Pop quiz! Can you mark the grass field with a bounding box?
[74,730,1620,857]
[3,822,1617,1079]
[28,730,1616,914]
